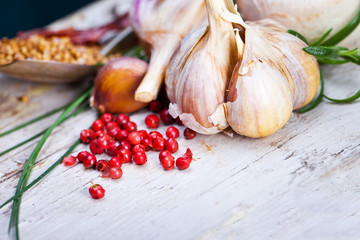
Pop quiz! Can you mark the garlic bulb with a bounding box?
[130,0,206,103]
[165,0,239,134]
[90,57,148,113]
[236,0,360,47]
[225,18,319,137]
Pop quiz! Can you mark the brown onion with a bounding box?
[90,57,148,113]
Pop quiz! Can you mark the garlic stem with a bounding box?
[135,36,181,103]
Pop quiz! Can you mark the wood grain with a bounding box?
[1,1,360,239]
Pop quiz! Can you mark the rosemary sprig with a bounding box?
[324,90,360,103]
[0,104,89,157]
[304,46,360,65]
[8,87,92,239]
[0,138,82,210]
[0,103,71,137]
[297,71,325,113]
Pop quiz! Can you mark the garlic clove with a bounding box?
[165,0,239,134]
[130,0,207,103]
[90,57,148,113]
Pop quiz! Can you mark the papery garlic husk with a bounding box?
[165,0,239,134]
[90,57,148,114]
[225,17,320,138]
[236,0,360,47]
[130,0,207,103]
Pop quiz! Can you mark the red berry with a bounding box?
[108,157,123,168]
[97,135,111,150]
[133,152,147,165]
[83,154,97,169]
[148,131,163,140]
[161,154,175,170]
[166,126,179,139]
[138,130,148,140]
[127,131,142,145]
[153,137,166,151]
[132,144,145,154]
[110,167,123,179]
[159,150,171,161]
[80,129,94,144]
[183,148,193,160]
[94,130,105,139]
[96,160,108,171]
[165,138,178,153]
[102,166,111,178]
[107,126,121,138]
[105,121,119,132]
[120,140,132,150]
[123,121,137,132]
[141,137,153,151]
[92,119,104,131]
[117,148,132,163]
[175,117,183,125]
[176,157,191,170]
[90,139,105,154]
[159,109,174,125]
[89,184,105,199]
[116,130,129,141]
[115,114,130,126]
[100,113,113,123]
[149,100,162,113]
[107,141,120,156]
[145,114,160,129]
[184,128,196,140]
[77,151,90,162]
[62,155,76,166]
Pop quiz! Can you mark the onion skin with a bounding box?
[90,57,148,114]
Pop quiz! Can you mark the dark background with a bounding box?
[0,0,93,37]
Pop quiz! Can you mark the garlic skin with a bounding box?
[226,18,320,138]
[130,0,206,103]
[90,57,148,114]
[165,0,238,134]
[236,0,360,47]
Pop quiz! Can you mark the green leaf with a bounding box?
[303,46,348,58]
[288,29,309,45]
[317,58,350,65]
[322,8,360,46]
[311,28,333,46]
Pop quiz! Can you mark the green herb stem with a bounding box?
[324,89,360,103]
[8,87,92,238]
[0,103,71,138]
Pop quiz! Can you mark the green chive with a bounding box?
[311,28,333,46]
[288,29,309,45]
[324,89,360,103]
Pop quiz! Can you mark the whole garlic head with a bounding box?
[165,0,239,134]
[236,0,360,47]
[130,0,207,102]
[226,18,320,137]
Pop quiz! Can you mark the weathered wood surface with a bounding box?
[1,1,360,239]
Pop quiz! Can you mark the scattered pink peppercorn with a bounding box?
[105,121,119,132]
[62,155,76,166]
[153,137,166,151]
[148,131,163,140]
[89,184,105,199]
[127,131,142,145]
[161,154,175,170]
[97,135,111,150]
[107,141,120,156]
[149,100,162,113]
[117,148,132,163]
[123,121,137,132]
[115,114,130,126]
[175,117,183,125]
[138,130,148,140]
[108,157,123,168]
[141,137,153,151]
[159,150,171,161]
[77,151,90,162]
[165,138,178,153]
[83,154,97,169]
[90,139,105,154]
[176,157,191,170]
[94,130,105,139]
[120,140,132,150]
[116,129,129,141]
[107,126,121,138]
[166,126,180,139]
[96,160,108,171]
[184,128,196,140]
[159,109,174,125]
[133,152,147,165]
[100,113,113,123]
[145,114,160,129]
[110,167,123,179]
[132,144,145,154]
[80,129,94,144]
[92,119,104,131]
